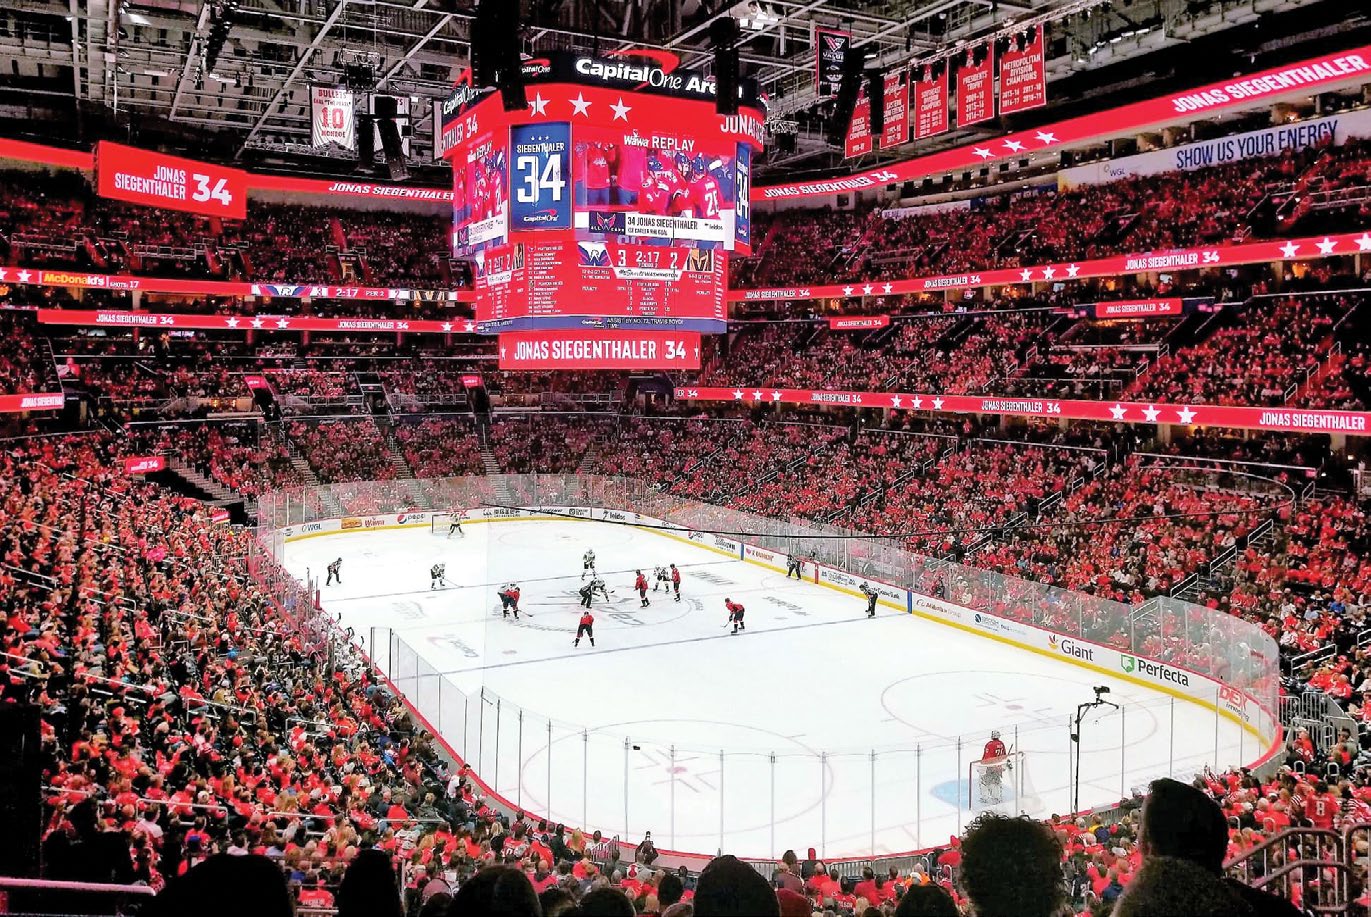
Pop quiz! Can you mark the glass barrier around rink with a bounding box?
[256,474,1282,859]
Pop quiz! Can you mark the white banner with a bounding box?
[311,86,356,151]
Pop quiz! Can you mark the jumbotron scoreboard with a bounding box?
[440,51,766,370]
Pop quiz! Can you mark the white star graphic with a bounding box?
[891,395,903,407]
[1279,241,1300,258]
[1042,266,1056,280]
[0,268,7,280]
[770,390,782,401]
[862,284,874,295]
[570,93,592,116]
[1316,237,1337,255]
[500,346,507,360]
[931,397,945,410]
[1035,130,1057,144]
[17,269,31,283]
[1356,233,1371,252]
[1004,140,1025,153]
[732,389,744,400]
[441,322,453,332]
[882,283,893,293]
[610,97,632,121]
[251,317,265,328]
[225,317,240,328]
[1066,263,1081,278]
[912,395,923,409]
[1177,406,1197,424]
[528,93,549,116]
[464,321,476,332]
[1109,404,1127,420]
[1142,404,1161,423]
[751,390,763,401]
[973,147,993,160]
[1020,269,1033,282]
[275,318,290,329]
[842,286,855,296]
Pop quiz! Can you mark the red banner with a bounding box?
[729,229,1371,302]
[912,65,949,141]
[243,375,270,390]
[1095,298,1183,318]
[248,173,453,203]
[210,508,231,524]
[882,71,909,149]
[499,330,701,370]
[36,309,480,335]
[124,455,166,475]
[0,393,63,414]
[956,43,995,128]
[998,27,1048,115]
[95,142,248,219]
[845,87,875,158]
[1,267,471,302]
[828,315,891,330]
[674,386,1370,436]
[760,46,1371,199]
[461,374,483,388]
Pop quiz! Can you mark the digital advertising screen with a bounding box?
[451,128,509,256]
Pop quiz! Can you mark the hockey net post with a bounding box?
[967,751,1040,816]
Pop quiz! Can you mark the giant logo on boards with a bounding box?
[1120,654,1191,687]
[1048,635,1095,662]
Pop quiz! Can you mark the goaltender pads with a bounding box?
[968,751,1042,816]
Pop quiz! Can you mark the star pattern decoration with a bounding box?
[931,397,944,410]
[770,391,782,401]
[1279,241,1300,258]
[528,94,549,116]
[570,93,592,116]
[732,389,744,400]
[1066,264,1081,278]
[973,147,994,160]
[1316,237,1337,255]
[1041,266,1056,280]
[1004,140,1025,153]
[1356,233,1371,252]
[610,98,632,121]
[441,322,453,332]
[0,268,7,280]
[1020,269,1033,282]
[1142,405,1161,423]
[891,395,903,407]
[1035,130,1057,144]
[225,317,240,328]
[842,285,855,296]
[1176,406,1197,424]
[275,318,290,329]
[17,269,32,283]
[1110,404,1127,420]
[862,284,874,295]
[251,318,265,329]
[751,390,763,401]
[911,395,923,409]
[882,283,893,294]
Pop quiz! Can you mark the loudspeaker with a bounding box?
[710,17,740,115]
[866,69,884,140]
[827,44,865,147]
[376,117,409,182]
[373,94,397,119]
[474,0,525,111]
[0,705,41,878]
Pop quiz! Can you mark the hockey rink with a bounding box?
[284,517,1261,859]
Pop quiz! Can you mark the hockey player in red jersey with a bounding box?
[634,570,650,608]
[499,583,521,619]
[670,563,681,602]
[982,730,1007,761]
[976,730,1009,806]
[725,598,745,634]
[574,611,594,647]
[685,155,723,220]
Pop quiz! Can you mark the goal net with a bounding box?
[967,752,1041,816]
[430,512,463,535]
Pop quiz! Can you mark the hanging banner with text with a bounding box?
[816,29,851,97]
[36,309,481,336]
[882,70,910,149]
[0,392,64,414]
[311,85,357,151]
[3,267,469,302]
[998,26,1047,115]
[828,315,891,330]
[95,141,248,219]
[845,87,875,158]
[499,330,702,370]
[956,43,995,128]
[1094,298,1184,318]
[912,65,950,141]
[124,455,167,475]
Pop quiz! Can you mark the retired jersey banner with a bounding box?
[882,70,909,149]
[912,65,949,140]
[1094,298,1184,318]
[95,142,248,219]
[816,29,851,97]
[845,87,875,158]
[509,122,572,231]
[957,43,995,128]
[998,27,1047,115]
[311,85,356,150]
[829,315,890,330]
[498,330,702,370]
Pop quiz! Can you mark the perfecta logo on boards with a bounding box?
[1120,654,1191,687]
[1049,635,1095,662]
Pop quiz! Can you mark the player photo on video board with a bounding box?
[452,130,509,256]
[571,126,739,249]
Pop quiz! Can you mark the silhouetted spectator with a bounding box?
[146,854,294,917]
[693,855,780,917]
[1113,856,1255,916]
[337,848,404,917]
[959,814,1065,917]
[580,885,636,916]
[894,883,960,917]
[448,865,541,917]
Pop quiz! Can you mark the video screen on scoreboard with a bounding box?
[452,129,509,256]
[571,126,742,250]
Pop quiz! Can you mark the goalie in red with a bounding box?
[977,730,1009,806]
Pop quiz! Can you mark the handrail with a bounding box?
[0,877,156,897]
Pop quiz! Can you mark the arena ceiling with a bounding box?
[0,0,1355,180]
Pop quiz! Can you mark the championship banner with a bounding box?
[956,43,995,128]
[761,46,1371,199]
[816,29,851,97]
[0,392,63,414]
[829,315,890,330]
[311,86,356,150]
[95,141,248,219]
[2,267,470,302]
[998,26,1047,115]
[675,386,1371,436]
[845,87,875,158]
[1094,299,1183,318]
[509,122,572,230]
[912,65,949,140]
[498,330,702,370]
[124,455,166,475]
[728,228,1371,302]
[882,70,910,149]
[36,309,481,336]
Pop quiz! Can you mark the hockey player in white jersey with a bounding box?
[430,562,447,590]
[653,565,670,592]
[582,549,597,580]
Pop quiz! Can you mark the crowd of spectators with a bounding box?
[286,419,398,483]
[394,417,485,479]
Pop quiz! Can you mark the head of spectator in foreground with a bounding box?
[894,883,960,917]
[657,871,685,907]
[1112,856,1254,917]
[694,855,781,917]
[580,885,637,917]
[447,865,542,917]
[958,814,1065,917]
[338,848,404,917]
[148,854,294,917]
[1138,777,1228,872]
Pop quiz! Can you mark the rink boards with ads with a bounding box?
[277,504,1279,750]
